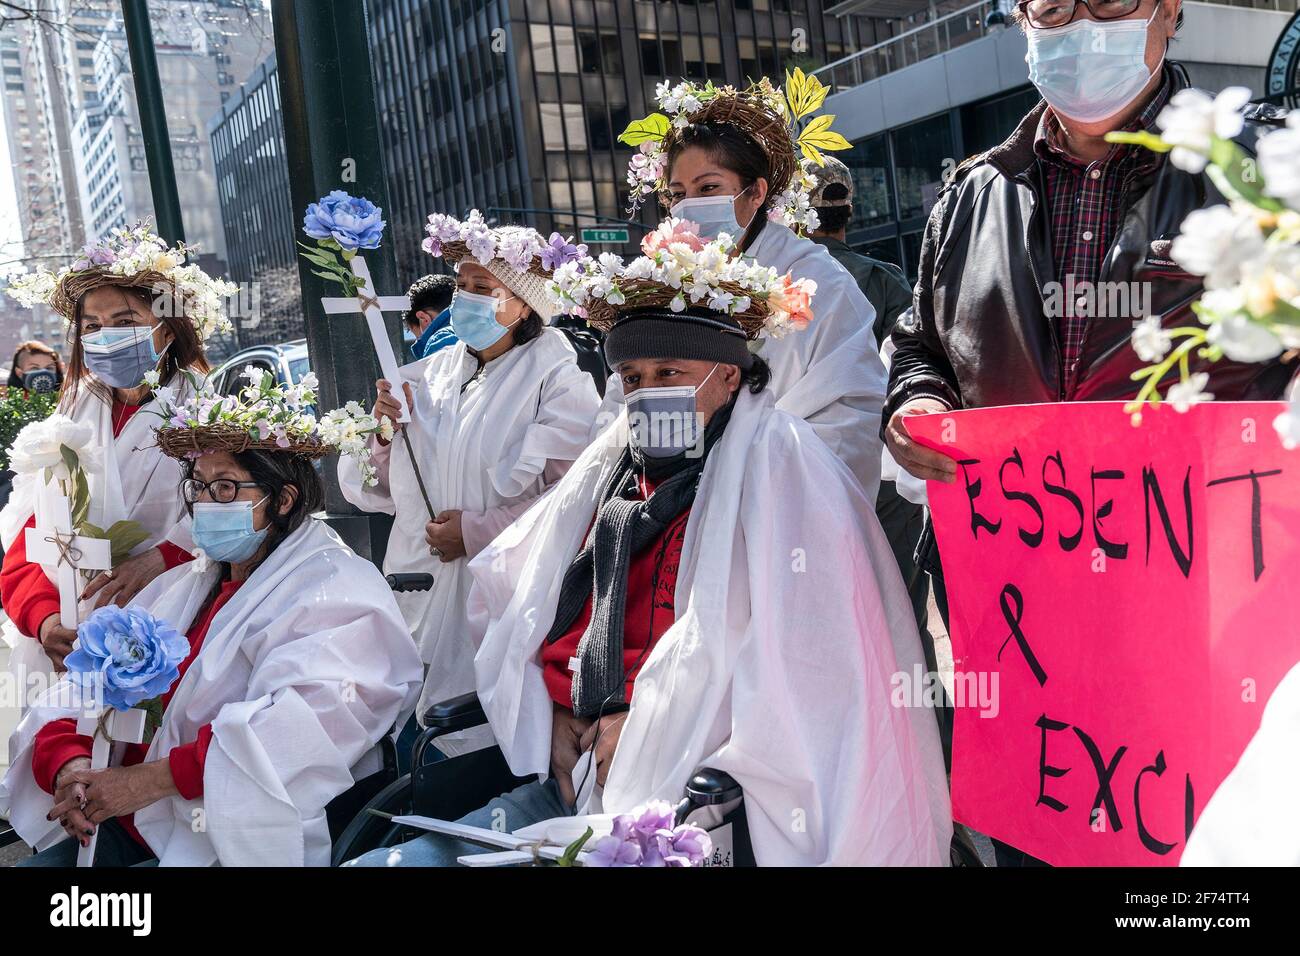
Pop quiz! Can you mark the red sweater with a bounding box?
[541,474,691,709]
[0,399,191,641]
[32,577,243,848]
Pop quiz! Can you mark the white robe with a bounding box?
[467,388,952,865]
[0,518,423,866]
[593,221,888,500]
[0,376,195,680]
[338,328,599,726]
[1181,661,1300,866]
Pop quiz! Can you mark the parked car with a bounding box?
[208,339,312,395]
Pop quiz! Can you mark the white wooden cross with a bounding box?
[24,493,112,630]
[74,707,148,866]
[320,256,413,423]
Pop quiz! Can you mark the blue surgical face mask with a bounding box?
[625,363,719,459]
[192,495,270,564]
[669,188,753,240]
[81,324,164,389]
[450,290,520,352]
[1025,8,1161,124]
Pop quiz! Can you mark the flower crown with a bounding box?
[619,70,851,234]
[4,223,238,342]
[422,210,588,275]
[153,367,390,486]
[546,218,816,337]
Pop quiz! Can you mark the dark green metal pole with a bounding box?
[119,0,185,245]
[271,0,400,562]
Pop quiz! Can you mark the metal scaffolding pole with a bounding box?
[119,0,185,246]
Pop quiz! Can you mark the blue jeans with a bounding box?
[343,777,569,867]
[17,818,157,867]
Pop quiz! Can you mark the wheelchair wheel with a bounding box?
[330,773,413,866]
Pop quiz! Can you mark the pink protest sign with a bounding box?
[904,401,1300,866]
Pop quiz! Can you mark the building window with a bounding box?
[578,32,621,75]
[532,23,578,75]
[540,102,587,151]
[640,36,684,77]
[845,133,892,230]
[892,115,953,223]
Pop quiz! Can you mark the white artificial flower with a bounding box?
[1165,372,1214,412]
[1258,123,1300,210]
[669,294,686,313]
[1170,205,1266,288]
[8,414,99,478]
[153,384,178,409]
[142,370,161,389]
[1131,314,1172,363]
[1206,313,1284,363]
[1155,87,1250,174]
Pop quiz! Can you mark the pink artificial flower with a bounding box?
[641,217,707,256]
[770,274,816,329]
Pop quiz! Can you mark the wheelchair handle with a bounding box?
[386,572,434,592]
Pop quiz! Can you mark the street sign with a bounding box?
[580,227,630,244]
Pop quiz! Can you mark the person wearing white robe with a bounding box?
[338,220,599,734]
[346,276,951,867]
[593,97,887,500]
[1,280,212,677]
[1,443,422,866]
[1181,661,1300,866]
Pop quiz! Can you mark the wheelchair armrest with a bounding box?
[684,767,743,807]
[422,691,487,733]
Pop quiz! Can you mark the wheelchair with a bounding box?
[330,688,754,867]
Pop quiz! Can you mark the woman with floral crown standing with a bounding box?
[1,225,235,672]
[338,211,599,749]
[618,73,889,499]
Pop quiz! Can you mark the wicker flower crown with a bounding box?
[546,219,816,337]
[5,223,238,342]
[154,367,390,486]
[619,71,852,234]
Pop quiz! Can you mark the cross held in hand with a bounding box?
[25,493,112,630]
[319,255,412,422]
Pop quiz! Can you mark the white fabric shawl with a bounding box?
[338,328,599,723]
[1181,661,1300,866]
[591,221,888,500]
[0,518,423,866]
[468,388,952,866]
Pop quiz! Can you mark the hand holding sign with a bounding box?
[905,401,1300,866]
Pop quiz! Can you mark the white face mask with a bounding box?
[625,363,719,459]
[669,188,753,241]
[1025,8,1161,124]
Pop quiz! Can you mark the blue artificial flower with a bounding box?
[64,604,191,712]
[302,190,386,251]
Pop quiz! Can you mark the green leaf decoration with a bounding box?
[70,467,90,531]
[1104,130,1172,153]
[104,520,150,565]
[618,112,670,147]
[784,67,827,121]
[797,114,851,165]
[1206,136,1285,213]
[557,827,594,866]
[58,443,79,476]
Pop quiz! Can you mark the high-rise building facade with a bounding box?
[209,56,303,349]
[70,1,273,269]
[367,0,902,282]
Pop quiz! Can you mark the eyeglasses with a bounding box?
[182,477,264,504]
[1018,0,1142,29]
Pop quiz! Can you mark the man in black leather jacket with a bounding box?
[882,0,1291,866]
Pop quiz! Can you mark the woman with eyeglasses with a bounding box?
[0,227,226,672]
[2,390,422,866]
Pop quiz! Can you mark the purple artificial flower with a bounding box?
[585,833,644,867]
[540,232,584,271]
[303,190,386,251]
[629,801,676,841]
[656,825,713,867]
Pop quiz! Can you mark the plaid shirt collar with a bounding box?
[1034,65,1172,171]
